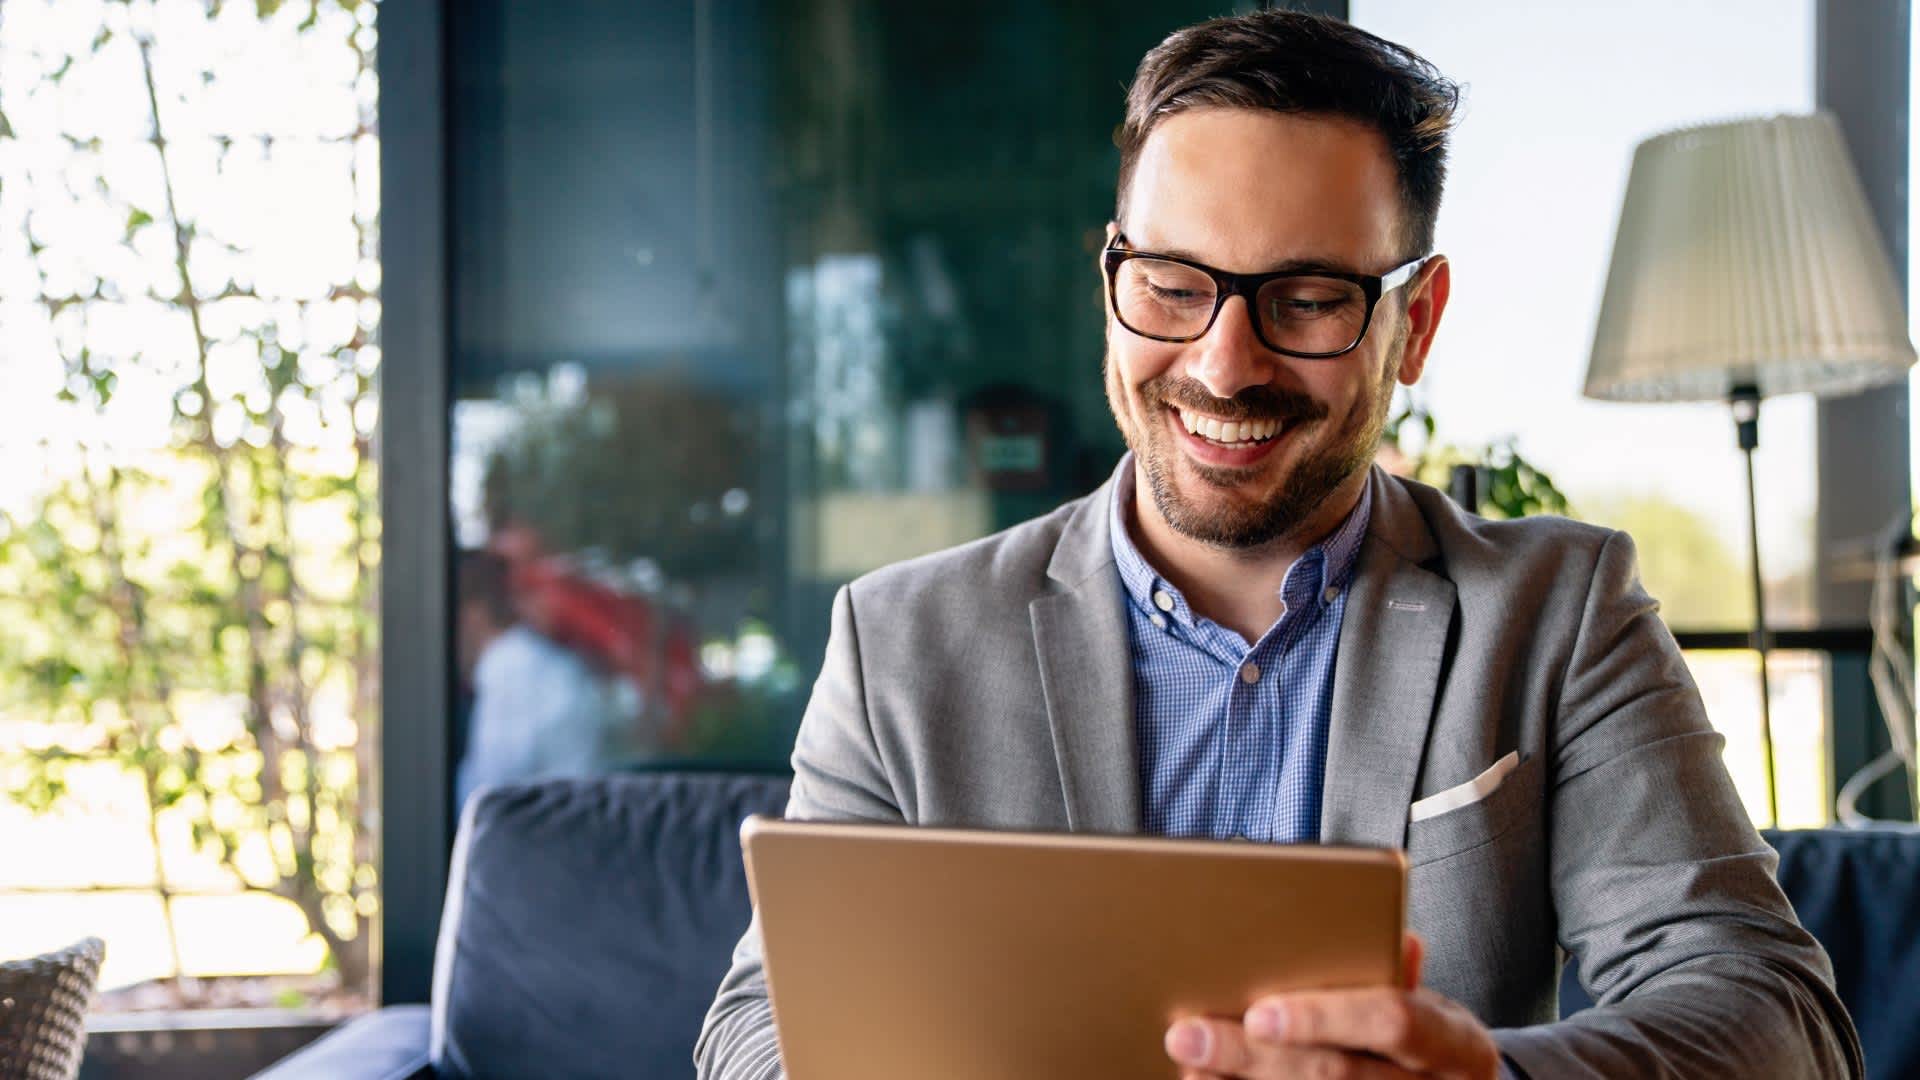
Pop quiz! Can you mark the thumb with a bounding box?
[1401,931,1425,991]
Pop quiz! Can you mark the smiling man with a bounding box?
[698,11,1860,1079]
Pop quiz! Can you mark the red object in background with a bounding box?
[658,624,701,740]
[488,524,702,747]
[511,558,658,681]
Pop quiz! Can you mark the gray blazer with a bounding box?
[697,467,1861,1079]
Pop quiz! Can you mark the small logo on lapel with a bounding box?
[1386,599,1428,612]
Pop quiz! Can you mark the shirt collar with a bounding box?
[1106,452,1373,623]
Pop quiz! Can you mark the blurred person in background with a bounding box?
[455,550,617,808]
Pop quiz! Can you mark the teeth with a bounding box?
[1178,410,1280,444]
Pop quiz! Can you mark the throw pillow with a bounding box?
[0,938,106,1080]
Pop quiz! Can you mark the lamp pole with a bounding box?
[1730,384,1780,825]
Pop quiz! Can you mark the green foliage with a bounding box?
[1478,439,1572,520]
[1382,400,1571,519]
[0,0,383,996]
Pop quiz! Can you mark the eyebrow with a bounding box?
[1138,241,1363,277]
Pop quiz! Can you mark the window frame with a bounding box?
[1811,0,1915,823]
[377,0,456,1008]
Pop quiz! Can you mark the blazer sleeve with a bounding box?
[695,583,903,1080]
[1493,530,1863,1078]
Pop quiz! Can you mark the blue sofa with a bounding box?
[255,772,1920,1079]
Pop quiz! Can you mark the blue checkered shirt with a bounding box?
[1108,455,1371,843]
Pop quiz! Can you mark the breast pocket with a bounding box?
[1404,752,1543,866]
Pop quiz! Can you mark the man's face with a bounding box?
[1104,107,1444,549]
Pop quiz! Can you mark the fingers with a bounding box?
[1165,1016,1422,1079]
[1241,988,1499,1079]
[1178,1064,1412,1080]
[1166,1016,1252,1074]
[1401,931,1425,992]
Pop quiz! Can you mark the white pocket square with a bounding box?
[1408,750,1520,823]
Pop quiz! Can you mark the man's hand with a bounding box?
[1163,934,1500,1080]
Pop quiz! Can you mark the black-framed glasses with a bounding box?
[1102,233,1427,359]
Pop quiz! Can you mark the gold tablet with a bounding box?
[741,817,1406,1080]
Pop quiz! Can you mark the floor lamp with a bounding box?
[1582,113,1915,825]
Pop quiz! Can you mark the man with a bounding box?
[454,551,614,808]
[698,11,1860,1079]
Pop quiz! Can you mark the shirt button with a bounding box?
[1149,613,1167,629]
[1239,661,1261,684]
[1324,585,1341,603]
[1153,590,1174,612]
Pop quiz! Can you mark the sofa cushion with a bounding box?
[1768,827,1920,1079]
[1558,826,1920,1078]
[249,1004,433,1080]
[430,772,790,1080]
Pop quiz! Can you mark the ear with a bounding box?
[1395,254,1451,387]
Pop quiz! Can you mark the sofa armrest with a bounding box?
[248,1004,432,1080]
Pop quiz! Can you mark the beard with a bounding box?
[1106,338,1400,551]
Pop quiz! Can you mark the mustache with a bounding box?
[1145,376,1327,424]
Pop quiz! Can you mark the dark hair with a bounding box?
[458,549,518,626]
[1116,10,1461,259]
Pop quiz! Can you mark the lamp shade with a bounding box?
[1584,112,1915,403]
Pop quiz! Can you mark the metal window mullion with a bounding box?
[1814,0,1915,822]
[375,0,456,1006]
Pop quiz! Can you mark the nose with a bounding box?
[1186,295,1275,401]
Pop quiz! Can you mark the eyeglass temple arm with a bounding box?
[1381,256,1429,294]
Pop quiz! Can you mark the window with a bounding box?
[1352,0,1826,825]
[439,1,1231,789]
[0,0,380,1014]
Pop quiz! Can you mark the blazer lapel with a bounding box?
[1320,468,1457,850]
[1030,478,1141,834]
